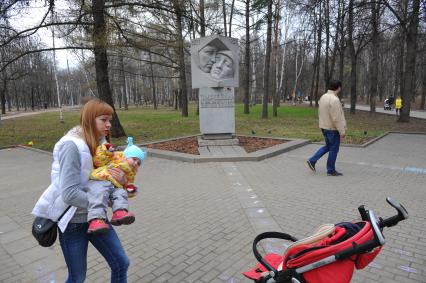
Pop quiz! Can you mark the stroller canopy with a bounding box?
[243,222,382,283]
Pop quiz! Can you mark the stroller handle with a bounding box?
[380,197,408,228]
[358,197,408,228]
[252,232,298,277]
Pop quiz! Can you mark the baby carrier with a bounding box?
[243,197,408,283]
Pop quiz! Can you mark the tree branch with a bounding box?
[1,46,91,73]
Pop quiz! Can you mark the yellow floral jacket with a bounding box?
[90,144,137,189]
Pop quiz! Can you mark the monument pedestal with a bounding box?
[197,136,239,146]
[203,133,233,140]
[191,35,240,149]
[199,87,235,134]
[198,87,238,147]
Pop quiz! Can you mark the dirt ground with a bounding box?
[144,136,288,155]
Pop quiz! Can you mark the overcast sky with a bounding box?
[11,1,78,70]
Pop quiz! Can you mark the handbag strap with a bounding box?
[57,206,72,222]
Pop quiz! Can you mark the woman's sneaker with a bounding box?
[111,210,135,226]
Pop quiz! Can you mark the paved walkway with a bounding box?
[1,133,425,283]
[343,104,426,119]
[0,106,79,121]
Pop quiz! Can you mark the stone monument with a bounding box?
[191,34,239,145]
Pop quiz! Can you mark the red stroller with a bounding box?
[243,197,408,283]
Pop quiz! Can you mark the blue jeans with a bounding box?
[59,222,129,283]
[309,129,341,174]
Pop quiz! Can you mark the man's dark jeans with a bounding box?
[308,129,340,174]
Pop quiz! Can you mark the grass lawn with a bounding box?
[1,103,426,152]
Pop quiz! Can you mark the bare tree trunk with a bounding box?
[50,9,64,123]
[5,80,11,111]
[399,0,420,122]
[119,54,128,110]
[292,43,304,102]
[0,80,6,115]
[0,49,7,115]
[309,12,317,108]
[195,0,206,116]
[222,0,227,36]
[66,59,74,106]
[251,39,257,105]
[309,62,315,107]
[228,0,235,37]
[337,0,345,101]
[397,30,405,101]
[272,0,280,117]
[92,0,126,137]
[421,56,426,110]
[348,0,357,114]
[13,80,19,111]
[24,87,27,111]
[200,0,206,37]
[278,12,289,105]
[173,1,188,117]
[369,0,379,114]
[243,0,250,114]
[174,89,178,110]
[329,0,342,83]
[323,0,330,88]
[262,0,273,119]
[149,51,157,109]
[314,2,322,107]
[31,85,35,110]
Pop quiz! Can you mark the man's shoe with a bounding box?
[327,171,343,176]
[307,160,316,172]
[88,219,109,234]
[111,210,135,226]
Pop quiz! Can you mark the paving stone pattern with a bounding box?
[0,133,425,282]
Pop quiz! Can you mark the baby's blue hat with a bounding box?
[123,137,146,162]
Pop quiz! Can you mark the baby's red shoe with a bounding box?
[111,210,135,226]
[88,219,109,234]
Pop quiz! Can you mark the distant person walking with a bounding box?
[395,96,402,115]
[307,80,346,176]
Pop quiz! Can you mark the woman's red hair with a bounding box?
[80,98,113,155]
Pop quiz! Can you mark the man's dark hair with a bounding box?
[328,80,342,91]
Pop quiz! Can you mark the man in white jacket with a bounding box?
[307,80,346,176]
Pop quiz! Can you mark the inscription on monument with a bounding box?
[200,89,234,108]
[198,87,235,134]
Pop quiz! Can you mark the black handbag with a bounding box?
[32,206,71,247]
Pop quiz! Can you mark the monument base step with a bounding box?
[198,136,239,146]
[202,133,234,140]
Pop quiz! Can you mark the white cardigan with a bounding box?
[32,127,93,231]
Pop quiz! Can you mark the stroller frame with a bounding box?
[244,197,408,283]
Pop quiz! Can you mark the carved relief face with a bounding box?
[198,45,218,73]
[210,52,234,80]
